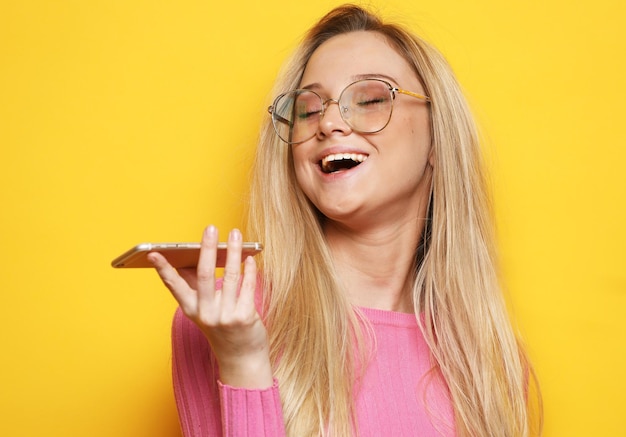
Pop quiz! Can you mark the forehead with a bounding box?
[300,31,418,89]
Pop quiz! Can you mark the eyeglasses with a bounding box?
[268,78,430,145]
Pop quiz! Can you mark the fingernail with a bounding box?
[229,228,241,241]
[206,225,217,236]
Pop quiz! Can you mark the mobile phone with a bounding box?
[111,242,263,269]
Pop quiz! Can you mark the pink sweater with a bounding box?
[171,306,456,436]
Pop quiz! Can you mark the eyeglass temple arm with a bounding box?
[267,106,293,127]
[394,88,431,102]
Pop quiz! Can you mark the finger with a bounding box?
[195,225,219,302]
[147,251,196,313]
[221,229,243,309]
[238,255,258,311]
[177,268,198,290]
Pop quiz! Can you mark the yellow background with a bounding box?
[1,1,624,436]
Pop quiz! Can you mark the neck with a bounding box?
[324,218,426,313]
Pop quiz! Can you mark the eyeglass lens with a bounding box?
[271,79,394,144]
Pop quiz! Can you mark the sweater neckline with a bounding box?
[356,306,419,328]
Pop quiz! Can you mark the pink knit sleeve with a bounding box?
[218,379,285,437]
[172,308,222,436]
[171,280,286,436]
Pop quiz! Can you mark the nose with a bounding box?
[316,98,352,139]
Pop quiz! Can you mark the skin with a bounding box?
[148,227,272,388]
[148,30,433,389]
[293,31,432,312]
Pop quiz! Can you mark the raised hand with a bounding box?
[148,225,272,388]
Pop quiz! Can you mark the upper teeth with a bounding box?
[321,153,368,167]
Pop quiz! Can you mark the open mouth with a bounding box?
[319,153,368,174]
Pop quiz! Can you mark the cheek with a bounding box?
[391,113,431,157]
[291,148,313,189]
[409,113,431,155]
[292,148,306,174]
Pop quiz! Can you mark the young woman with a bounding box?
[148,4,541,436]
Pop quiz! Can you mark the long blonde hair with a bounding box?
[247,4,541,436]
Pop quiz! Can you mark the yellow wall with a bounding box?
[1,1,624,435]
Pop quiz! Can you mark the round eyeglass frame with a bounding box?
[267,78,431,145]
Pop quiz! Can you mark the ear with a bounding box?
[428,147,435,167]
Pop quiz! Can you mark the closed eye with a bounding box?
[356,97,386,106]
[297,110,321,120]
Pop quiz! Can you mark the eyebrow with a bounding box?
[301,73,401,91]
[353,73,400,84]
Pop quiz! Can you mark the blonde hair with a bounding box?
[247,4,541,436]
